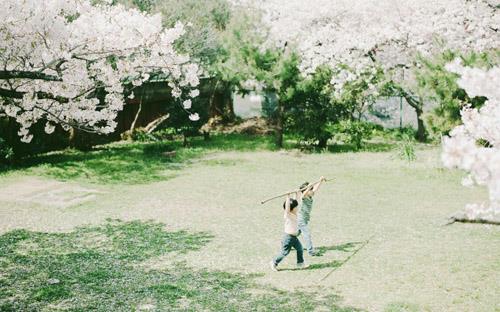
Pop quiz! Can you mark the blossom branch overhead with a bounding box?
[0,0,201,142]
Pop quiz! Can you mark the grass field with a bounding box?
[0,136,499,311]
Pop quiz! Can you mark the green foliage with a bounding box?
[0,137,14,165]
[262,91,279,118]
[286,66,349,148]
[131,0,156,12]
[333,64,386,120]
[416,50,499,139]
[0,117,71,158]
[152,0,259,91]
[395,135,417,162]
[384,302,421,312]
[0,220,359,311]
[156,0,231,65]
[372,126,418,142]
[129,127,177,142]
[128,128,157,142]
[330,120,375,150]
[165,86,210,138]
[120,0,260,106]
[120,0,233,63]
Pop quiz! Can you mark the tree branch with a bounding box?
[0,87,69,103]
[390,84,422,110]
[5,101,101,134]
[0,70,62,81]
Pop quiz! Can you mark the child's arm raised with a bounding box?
[285,194,291,213]
[312,176,327,193]
[294,190,302,203]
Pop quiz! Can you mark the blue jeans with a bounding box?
[273,234,304,265]
[298,219,314,255]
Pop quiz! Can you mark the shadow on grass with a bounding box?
[280,260,344,271]
[0,220,362,311]
[0,134,275,184]
[279,242,363,272]
[1,141,204,184]
[0,134,397,184]
[315,242,362,256]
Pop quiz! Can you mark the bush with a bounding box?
[0,137,15,165]
[372,126,417,142]
[330,120,374,149]
[122,127,180,143]
[285,66,349,148]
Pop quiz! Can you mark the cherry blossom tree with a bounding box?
[442,61,500,223]
[233,0,498,141]
[235,0,497,69]
[0,0,200,143]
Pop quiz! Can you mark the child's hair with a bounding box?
[300,182,310,192]
[283,199,298,210]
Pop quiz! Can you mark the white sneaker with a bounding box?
[296,262,309,269]
[270,261,278,272]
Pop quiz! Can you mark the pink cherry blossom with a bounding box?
[443,62,500,220]
[0,0,201,142]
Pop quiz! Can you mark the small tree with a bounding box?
[286,66,349,148]
[236,43,302,147]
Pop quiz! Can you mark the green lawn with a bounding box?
[0,137,498,311]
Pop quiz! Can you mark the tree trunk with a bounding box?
[68,128,94,150]
[401,91,427,142]
[208,80,221,119]
[209,80,235,122]
[130,100,142,132]
[317,136,328,149]
[415,106,426,142]
[223,87,235,121]
[275,101,284,148]
[144,114,169,134]
[203,131,210,141]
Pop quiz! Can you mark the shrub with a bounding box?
[0,137,15,165]
[330,120,374,149]
[285,66,349,148]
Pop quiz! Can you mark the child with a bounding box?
[298,176,326,256]
[270,194,307,271]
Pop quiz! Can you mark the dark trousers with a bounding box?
[273,233,304,265]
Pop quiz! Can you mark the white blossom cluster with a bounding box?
[234,0,498,88]
[0,0,200,142]
[442,61,500,220]
[330,60,381,100]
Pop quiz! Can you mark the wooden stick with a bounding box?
[260,178,331,204]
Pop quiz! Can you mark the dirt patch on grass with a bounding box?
[202,117,275,135]
[0,177,101,208]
